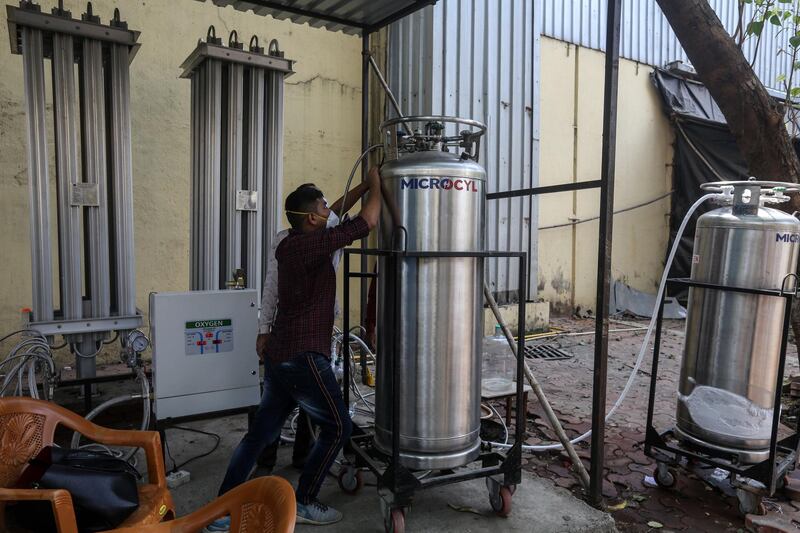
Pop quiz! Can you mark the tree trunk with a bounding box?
[655,0,800,363]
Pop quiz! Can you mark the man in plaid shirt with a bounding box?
[212,167,381,528]
[255,180,372,474]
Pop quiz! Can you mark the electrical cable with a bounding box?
[539,190,673,231]
[0,331,55,399]
[164,434,179,472]
[485,402,509,445]
[488,192,718,452]
[165,425,222,472]
[0,329,38,345]
[73,341,101,359]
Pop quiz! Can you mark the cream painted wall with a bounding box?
[0,1,363,362]
[537,36,673,313]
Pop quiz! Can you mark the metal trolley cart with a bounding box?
[645,180,800,514]
[340,247,527,533]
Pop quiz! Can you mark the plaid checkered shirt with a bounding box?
[265,215,370,363]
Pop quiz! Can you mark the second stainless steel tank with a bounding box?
[677,182,800,463]
[375,117,486,470]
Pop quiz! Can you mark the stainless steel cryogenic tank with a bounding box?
[375,117,487,470]
[677,181,800,463]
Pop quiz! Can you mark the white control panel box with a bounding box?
[150,290,260,420]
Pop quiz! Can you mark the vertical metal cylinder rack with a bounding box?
[7,1,143,377]
[181,29,294,296]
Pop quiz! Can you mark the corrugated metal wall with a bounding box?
[542,0,793,92]
[388,0,541,303]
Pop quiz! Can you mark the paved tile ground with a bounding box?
[506,317,800,533]
[40,316,800,532]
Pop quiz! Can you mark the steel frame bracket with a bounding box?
[179,41,295,79]
[499,441,524,486]
[7,4,141,59]
[28,313,143,336]
[378,464,419,506]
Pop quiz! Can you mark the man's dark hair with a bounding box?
[285,185,324,229]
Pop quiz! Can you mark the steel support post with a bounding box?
[204,60,222,289]
[360,31,370,321]
[52,32,81,321]
[226,63,244,281]
[109,44,137,316]
[589,0,622,507]
[264,70,285,282]
[190,72,200,289]
[247,68,265,295]
[81,38,111,323]
[21,27,53,323]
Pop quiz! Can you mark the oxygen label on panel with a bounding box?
[184,319,234,355]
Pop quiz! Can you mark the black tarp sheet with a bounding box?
[652,69,798,296]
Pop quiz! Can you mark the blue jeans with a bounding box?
[218,352,352,504]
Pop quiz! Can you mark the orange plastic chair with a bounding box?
[113,476,297,533]
[0,397,175,532]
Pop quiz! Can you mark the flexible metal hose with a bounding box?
[70,367,151,462]
[0,332,55,398]
[338,144,383,221]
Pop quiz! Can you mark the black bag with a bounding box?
[11,446,141,532]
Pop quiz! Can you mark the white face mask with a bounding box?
[326,211,340,229]
[328,211,344,270]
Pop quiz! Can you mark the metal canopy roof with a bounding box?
[199,0,437,35]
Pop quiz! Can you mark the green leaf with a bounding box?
[778,73,788,82]
[790,86,800,97]
[748,20,765,36]
[784,10,793,19]
[791,35,800,47]
[770,14,782,25]
[793,60,800,69]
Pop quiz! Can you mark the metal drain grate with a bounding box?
[524,344,573,361]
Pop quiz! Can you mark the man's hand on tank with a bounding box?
[368,166,381,186]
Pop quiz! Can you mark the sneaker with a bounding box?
[204,516,230,532]
[296,500,343,525]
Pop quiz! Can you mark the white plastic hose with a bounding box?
[490,193,717,452]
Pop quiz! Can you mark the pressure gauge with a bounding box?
[128,330,150,353]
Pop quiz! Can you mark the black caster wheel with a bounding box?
[653,465,677,489]
[337,467,363,494]
[489,486,513,517]
[384,508,405,533]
